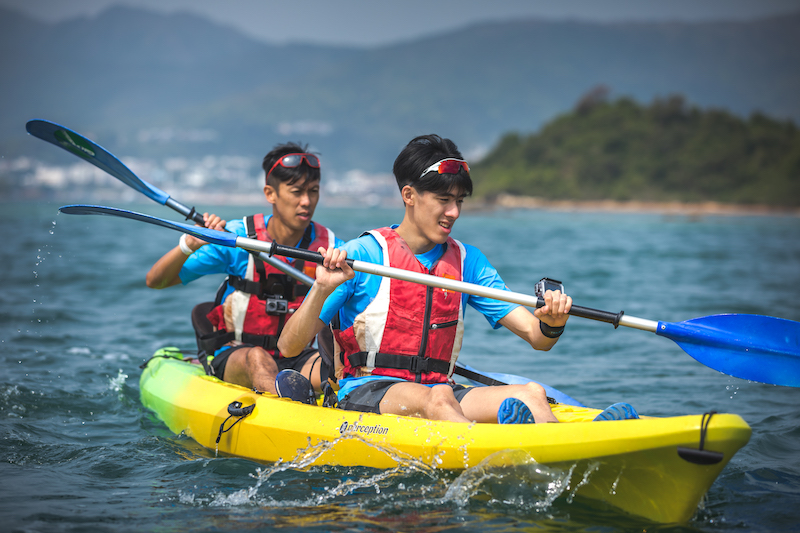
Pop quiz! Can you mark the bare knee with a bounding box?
[427,385,461,414]
[521,382,548,403]
[519,382,558,423]
[244,347,276,371]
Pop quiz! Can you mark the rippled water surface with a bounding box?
[2,202,800,532]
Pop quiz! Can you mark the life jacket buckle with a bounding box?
[409,356,427,374]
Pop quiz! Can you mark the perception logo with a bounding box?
[54,130,96,158]
[338,421,389,436]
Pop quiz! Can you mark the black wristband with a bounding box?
[539,321,565,339]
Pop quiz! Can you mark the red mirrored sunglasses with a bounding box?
[419,158,470,179]
[266,153,321,180]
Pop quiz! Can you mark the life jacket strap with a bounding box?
[347,351,450,376]
[198,330,280,354]
[226,274,310,300]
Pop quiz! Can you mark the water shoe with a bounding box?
[594,402,640,421]
[497,398,535,424]
[275,369,317,405]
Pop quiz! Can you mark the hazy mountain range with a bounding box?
[2,5,799,174]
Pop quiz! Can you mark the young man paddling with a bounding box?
[146,143,343,395]
[278,134,638,424]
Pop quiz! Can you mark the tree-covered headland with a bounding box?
[472,88,800,207]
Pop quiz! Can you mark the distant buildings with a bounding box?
[0,155,398,206]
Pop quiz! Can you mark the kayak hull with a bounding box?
[140,351,751,524]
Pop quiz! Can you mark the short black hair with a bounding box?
[261,142,321,188]
[392,134,472,196]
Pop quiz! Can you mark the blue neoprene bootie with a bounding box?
[275,369,316,405]
[497,398,535,424]
[593,402,640,421]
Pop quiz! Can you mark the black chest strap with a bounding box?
[226,275,310,300]
[347,352,451,377]
[197,331,280,355]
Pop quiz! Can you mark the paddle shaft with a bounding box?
[166,198,315,287]
[237,237,657,332]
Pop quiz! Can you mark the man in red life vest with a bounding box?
[278,134,639,424]
[146,142,343,395]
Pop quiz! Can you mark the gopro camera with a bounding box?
[535,277,565,298]
[264,273,293,315]
[266,298,289,315]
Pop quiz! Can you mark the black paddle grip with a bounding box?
[165,197,204,225]
[187,207,203,225]
[571,305,625,328]
[270,242,355,267]
[537,297,625,328]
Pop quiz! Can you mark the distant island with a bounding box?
[472,88,800,209]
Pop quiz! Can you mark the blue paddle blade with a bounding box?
[26,119,170,205]
[658,314,800,387]
[58,205,238,248]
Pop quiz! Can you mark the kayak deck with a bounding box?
[140,351,751,524]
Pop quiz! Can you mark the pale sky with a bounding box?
[3,0,799,46]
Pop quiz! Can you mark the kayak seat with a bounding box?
[191,301,216,353]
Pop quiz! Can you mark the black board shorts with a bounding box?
[338,379,474,414]
[210,345,324,382]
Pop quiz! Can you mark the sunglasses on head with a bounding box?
[419,158,470,179]
[266,153,321,180]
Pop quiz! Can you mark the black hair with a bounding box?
[261,142,321,188]
[392,134,473,196]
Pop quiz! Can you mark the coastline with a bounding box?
[465,193,800,217]
[7,190,799,218]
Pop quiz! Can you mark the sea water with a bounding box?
[2,202,800,532]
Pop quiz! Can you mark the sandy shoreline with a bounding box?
[465,193,800,217]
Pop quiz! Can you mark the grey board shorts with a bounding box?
[338,379,474,414]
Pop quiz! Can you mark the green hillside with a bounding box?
[472,91,800,207]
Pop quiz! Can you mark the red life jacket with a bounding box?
[205,214,336,358]
[333,227,465,384]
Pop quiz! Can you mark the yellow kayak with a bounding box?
[140,349,751,524]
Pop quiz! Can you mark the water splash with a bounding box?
[442,450,573,513]
[192,428,441,508]
[108,369,128,392]
[179,441,577,521]
[177,490,195,505]
[726,383,740,400]
[566,461,600,504]
[1,385,27,418]
[609,465,624,495]
[33,246,51,279]
[2,385,21,400]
